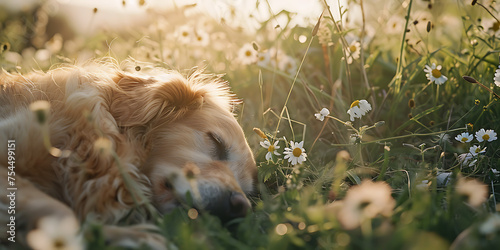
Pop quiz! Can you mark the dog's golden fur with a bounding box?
[0,60,257,247]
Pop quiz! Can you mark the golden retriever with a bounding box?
[0,60,257,248]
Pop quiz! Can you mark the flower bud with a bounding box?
[253,127,268,139]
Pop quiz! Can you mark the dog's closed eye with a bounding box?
[208,132,228,161]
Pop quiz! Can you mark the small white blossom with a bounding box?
[283,141,307,165]
[345,41,361,64]
[176,25,194,44]
[27,216,83,250]
[278,55,297,75]
[386,15,406,35]
[257,51,271,68]
[338,180,395,230]
[347,100,371,121]
[194,30,210,47]
[424,63,448,85]
[238,43,258,65]
[260,140,280,161]
[475,128,497,142]
[469,145,486,156]
[494,65,500,87]
[457,153,477,167]
[455,132,473,143]
[314,108,330,121]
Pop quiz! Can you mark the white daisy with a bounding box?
[238,43,258,65]
[194,30,210,47]
[345,41,361,64]
[27,216,83,250]
[475,128,497,142]
[455,132,473,143]
[469,145,486,156]
[260,140,280,161]
[256,51,271,68]
[494,65,500,87]
[278,55,297,75]
[314,108,330,121]
[457,153,477,167]
[283,141,307,165]
[483,18,500,36]
[176,25,194,44]
[386,15,406,35]
[347,99,372,121]
[424,63,448,85]
[338,180,395,230]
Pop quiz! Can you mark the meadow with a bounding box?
[2,0,500,249]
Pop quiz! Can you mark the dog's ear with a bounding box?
[110,72,205,127]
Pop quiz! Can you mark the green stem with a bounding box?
[394,0,414,94]
[325,115,359,134]
[329,127,464,146]
[273,37,314,138]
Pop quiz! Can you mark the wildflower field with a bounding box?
[2,0,500,249]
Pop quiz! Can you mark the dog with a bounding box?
[0,60,257,248]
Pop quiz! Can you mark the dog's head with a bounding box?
[110,70,257,222]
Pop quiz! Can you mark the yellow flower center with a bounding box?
[431,69,442,78]
[182,31,189,37]
[245,50,252,57]
[483,134,490,141]
[293,147,302,157]
[461,137,468,142]
[475,147,481,153]
[268,145,275,152]
[350,100,360,109]
[349,45,357,52]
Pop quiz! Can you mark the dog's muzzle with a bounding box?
[202,191,251,223]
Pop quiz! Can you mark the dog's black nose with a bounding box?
[228,192,250,219]
[205,191,251,223]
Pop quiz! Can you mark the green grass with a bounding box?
[2,0,500,249]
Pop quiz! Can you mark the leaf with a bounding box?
[346,169,361,185]
[258,162,279,183]
[312,12,323,36]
